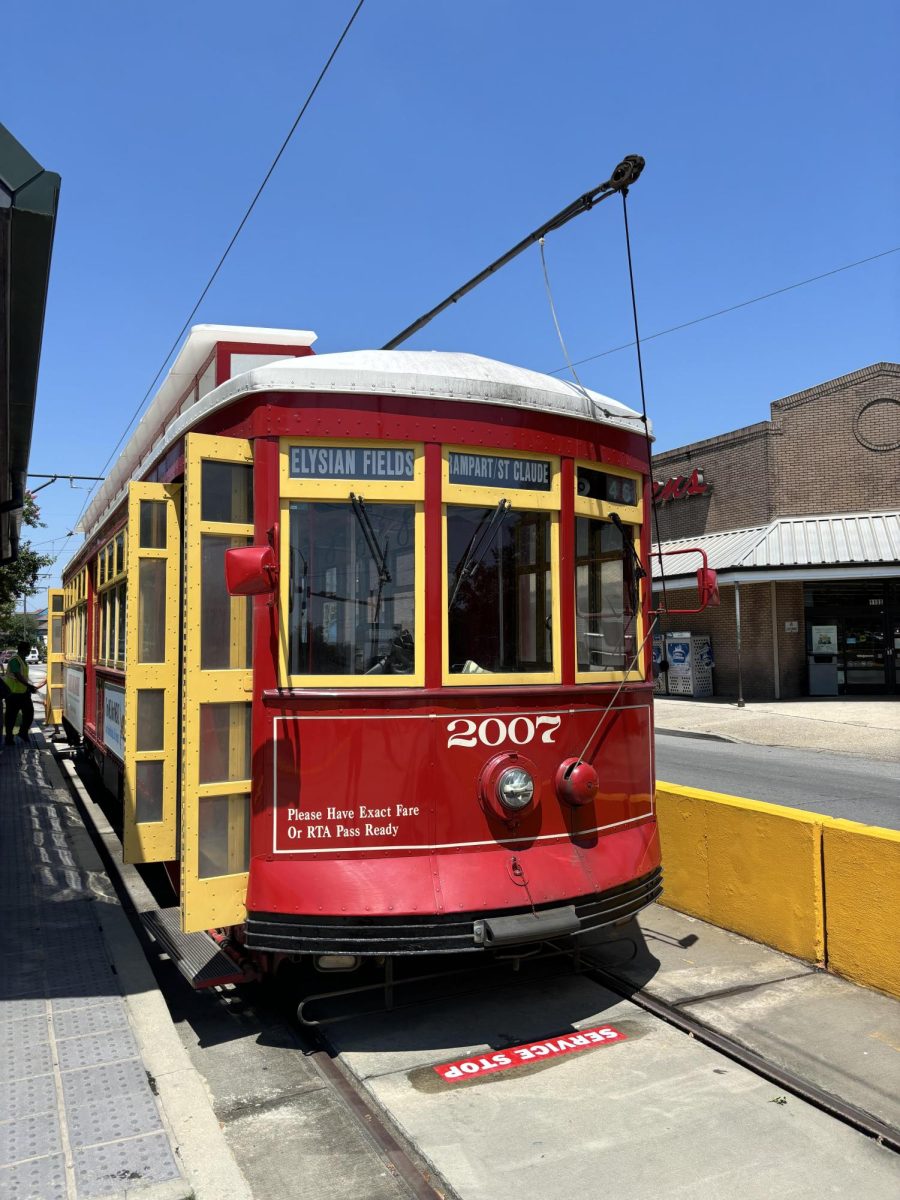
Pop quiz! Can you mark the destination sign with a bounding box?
[577,467,637,506]
[449,452,552,491]
[289,446,415,481]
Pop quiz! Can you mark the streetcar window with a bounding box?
[135,761,163,824]
[202,461,253,524]
[575,517,637,672]
[198,793,250,878]
[138,559,167,663]
[288,501,416,677]
[116,581,127,663]
[140,500,167,549]
[447,507,552,674]
[51,617,62,654]
[199,702,251,783]
[136,690,165,752]
[200,535,253,670]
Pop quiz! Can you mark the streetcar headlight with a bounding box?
[497,767,534,811]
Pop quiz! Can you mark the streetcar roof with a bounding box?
[78,339,647,543]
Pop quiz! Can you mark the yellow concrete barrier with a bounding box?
[656,782,825,964]
[656,782,900,999]
[822,819,900,999]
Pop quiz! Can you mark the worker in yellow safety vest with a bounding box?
[4,642,40,746]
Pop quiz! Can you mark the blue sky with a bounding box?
[6,1,898,585]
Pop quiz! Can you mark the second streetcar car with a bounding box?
[49,324,713,981]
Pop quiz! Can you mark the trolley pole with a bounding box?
[383,154,645,350]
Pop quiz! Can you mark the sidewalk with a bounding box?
[0,738,249,1200]
[654,695,900,761]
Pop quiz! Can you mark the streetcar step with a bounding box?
[141,907,249,989]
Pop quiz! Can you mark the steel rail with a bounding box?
[582,956,900,1155]
[382,154,644,349]
[300,1036,453,1200]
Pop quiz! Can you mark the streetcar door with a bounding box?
[122,482,182,864]
[45,589,65,725]
[180,433,254,933]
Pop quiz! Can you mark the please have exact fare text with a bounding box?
[284,804,421,840]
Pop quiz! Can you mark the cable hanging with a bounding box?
[548,243,900,375]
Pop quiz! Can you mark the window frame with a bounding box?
[64,566,89,662]
[94,528,128,670]
[573,460,645,684]
[442,446,561,687]
[278,437,426,688]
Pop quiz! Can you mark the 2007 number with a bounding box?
[446,714,561,749]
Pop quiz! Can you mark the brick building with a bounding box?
[650,363,900,700]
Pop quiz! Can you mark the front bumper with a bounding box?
[244,866,663,956]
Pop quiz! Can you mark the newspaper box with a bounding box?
[664,632,714,697]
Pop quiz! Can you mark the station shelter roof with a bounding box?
[0,124,60,562]
[652,510,900,588]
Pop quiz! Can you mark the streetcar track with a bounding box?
[581,956,900,1155]
[54,737,453,1200]
[53,736,900,1185]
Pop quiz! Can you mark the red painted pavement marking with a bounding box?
[433,1025,627,1082]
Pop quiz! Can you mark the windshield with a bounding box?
[288,501,416,676]
[447,505,552,674]
[575,517,636,672]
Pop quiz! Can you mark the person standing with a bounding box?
[4,642,40,745]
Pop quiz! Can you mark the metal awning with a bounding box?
[652,511,900,588]
[0,123,61,562]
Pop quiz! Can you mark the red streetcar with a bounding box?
[48,322,714,983]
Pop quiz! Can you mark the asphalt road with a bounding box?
[656,731,900,831]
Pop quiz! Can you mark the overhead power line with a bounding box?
[547,244,900,375]
[70,0,368,538]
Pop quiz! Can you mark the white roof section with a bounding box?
[653,511,900,585]
[78,333,645,541]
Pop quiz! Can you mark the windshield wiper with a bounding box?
[609,512,646,582]
[349,492,392,584]
[350,492,393,657]
[609,511,645,629]
[449,498,511,612]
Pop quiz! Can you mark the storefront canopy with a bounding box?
[0,123,60,563]
[652,510,900,588]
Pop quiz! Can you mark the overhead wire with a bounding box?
[547,244,900,375]
[66,0,368,547]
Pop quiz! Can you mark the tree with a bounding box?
[0,494,55,642]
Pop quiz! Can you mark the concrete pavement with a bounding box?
[323,917,900,1200]
[654,695,900,761]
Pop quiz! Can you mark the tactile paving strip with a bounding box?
[0,1109,63,1167]
[0,744,186,1197]
[0,1072,57,1121]
[56,1026,141,1073]
[0,1152,68,1200]
[73,1131,181,1199]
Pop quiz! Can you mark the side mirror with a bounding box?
[653,549,719,615]
[225,544,278,596]
[697,567,720,608]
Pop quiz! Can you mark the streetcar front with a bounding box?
[225,356,663,960]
